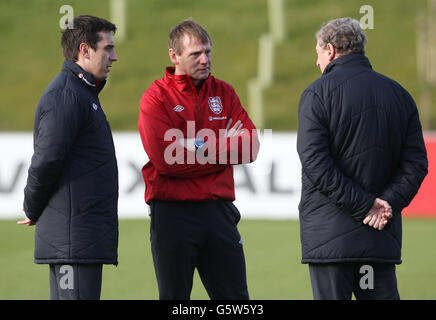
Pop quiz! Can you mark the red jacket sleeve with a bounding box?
[138,89,228,178]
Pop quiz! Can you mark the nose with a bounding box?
[199,52,209,64]
[111,50,118,62]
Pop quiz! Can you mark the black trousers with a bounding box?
[149,200,249,300]
[49,264,103,300]
[309,262,400,300]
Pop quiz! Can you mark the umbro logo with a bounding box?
[173,105,184,112]
[92,103,98,110]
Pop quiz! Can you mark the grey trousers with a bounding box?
[49,264,103,300]
[309,262,400,300]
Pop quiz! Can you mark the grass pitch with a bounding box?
[1,218,435,300]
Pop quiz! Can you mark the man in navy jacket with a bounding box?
[297,17,428,299]
[18,15,119,300]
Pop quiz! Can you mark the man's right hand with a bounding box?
[17,217,35,226]
[363,198,392,230]
[17,208,35,226]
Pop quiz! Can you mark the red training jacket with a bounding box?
[138,67,260,203]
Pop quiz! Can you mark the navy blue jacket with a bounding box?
[24,60,119,265]
[297,54,428,264]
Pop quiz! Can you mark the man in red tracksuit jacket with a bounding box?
[138,19,259,300]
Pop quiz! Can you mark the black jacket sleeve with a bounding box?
[297,89,375,221]
[380,93,428,212]
[23,89,85,222]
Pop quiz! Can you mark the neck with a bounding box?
[192,78,204,92]
[75,59,88,73]
[172,67,206,92]
[75,59,100,81]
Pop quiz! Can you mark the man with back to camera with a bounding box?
[138,19,260,300]
[17,15,119,300]
[297,17,428,300]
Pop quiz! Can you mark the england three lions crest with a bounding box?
[208,96,223,114]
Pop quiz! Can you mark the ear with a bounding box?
[78,42,91,59]
[169,48,178,66]
[326,43,336,61]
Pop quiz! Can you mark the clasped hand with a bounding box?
[363,198,392,230]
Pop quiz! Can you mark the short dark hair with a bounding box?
[61,15,116,61]
[169,19,211,55]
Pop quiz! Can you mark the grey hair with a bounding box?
[315,17,367,55]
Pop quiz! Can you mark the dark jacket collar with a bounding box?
[62,60,106,95]
[323,53,372,75]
